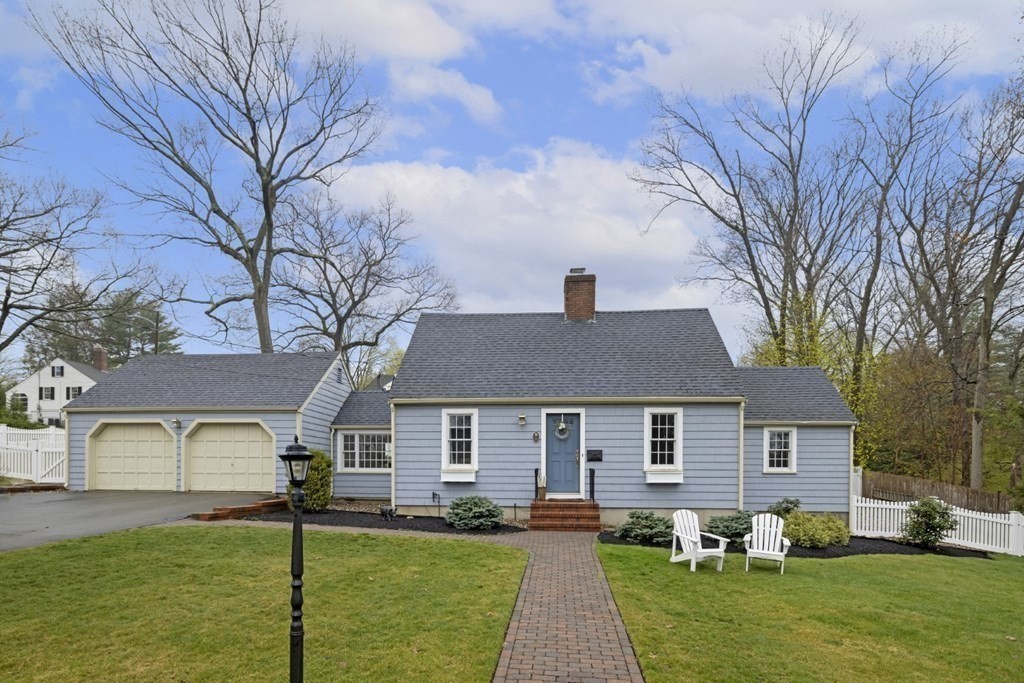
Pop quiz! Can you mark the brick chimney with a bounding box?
[92,346,109,372]
[564,268,596,322]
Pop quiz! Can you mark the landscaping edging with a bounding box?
[245,508,527,535]
[596,531,991,559]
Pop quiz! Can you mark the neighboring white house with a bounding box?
[9,348,110,427]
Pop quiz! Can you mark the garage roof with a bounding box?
[64,352,339,410]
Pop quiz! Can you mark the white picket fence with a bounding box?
[851,495,1024,557]
[0,426,66,484]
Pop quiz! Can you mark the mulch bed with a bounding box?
[245,508,527,535]
[596,532,990,559]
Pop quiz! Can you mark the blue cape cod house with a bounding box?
[334,269,856,528]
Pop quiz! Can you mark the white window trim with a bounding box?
[763,426,798,474]
[441,408,479,482]
[336,430,392,474]
[643,407,684,483]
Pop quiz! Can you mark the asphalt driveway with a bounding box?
[0,490,273,551]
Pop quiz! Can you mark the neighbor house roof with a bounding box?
[64,352,338,410]
[65,359,108,383]
[738,367,856,423]
[333,385,391,426]
[391,309,742,400]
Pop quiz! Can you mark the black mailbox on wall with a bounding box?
[586,449,603,462]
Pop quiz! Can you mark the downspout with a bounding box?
[64,412,71,488]
[849,425,856,528]
[737,401,745,511]
[390,401,397,509]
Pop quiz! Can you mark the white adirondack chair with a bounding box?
[669,509,728,572]
[743,513,791,574]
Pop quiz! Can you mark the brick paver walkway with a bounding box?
[181,520,644,682]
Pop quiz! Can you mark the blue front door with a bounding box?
[546,413,580,494]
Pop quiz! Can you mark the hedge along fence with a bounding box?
[851,496,1024,556]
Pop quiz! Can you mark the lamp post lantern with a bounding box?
[280,436,313,683]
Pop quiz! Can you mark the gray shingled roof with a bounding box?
[391,309,742,399]
[65,360,108,383]
[64,352,338,410]
[333,387,391,426]
[738,367,856,423]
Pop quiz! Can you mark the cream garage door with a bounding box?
[91,423,176,490]
[188,423,275,492]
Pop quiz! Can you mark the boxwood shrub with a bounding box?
[286,449,333,513]
[614,511,674,545]
[706,510,754,546]
[783,511,850,548]
[446,495,504,530]
[902,497,958,548]
[766,497,802,519]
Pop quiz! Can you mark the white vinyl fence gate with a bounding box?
[0,426,66,484]
[851,495,1024,557]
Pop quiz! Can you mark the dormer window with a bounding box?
[52,366,64,377]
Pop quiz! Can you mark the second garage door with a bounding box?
[187,423,275,492]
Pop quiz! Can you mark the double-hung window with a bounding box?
[337,432,392,472]
[643,407,684,483]
[67,386,83,400]
[39,387,55,401]
[763,427,797,473]
[441,408,478,482]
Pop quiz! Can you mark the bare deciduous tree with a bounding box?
[634,16,865,368]
[0,128,139,357]
[34,0,382,352]
[273,192,457,385]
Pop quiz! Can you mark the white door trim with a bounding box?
[540,407,586,499]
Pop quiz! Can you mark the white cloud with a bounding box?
[11,65,56,110]
[291,0,471,62]
[571,0,1023,102]
[331,137,753,357]
[389,64,502,124]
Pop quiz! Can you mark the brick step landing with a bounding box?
[192,497,288,521]
[529,499,602,531]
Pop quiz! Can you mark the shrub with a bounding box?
[286,449,333,513]
[783,511,850,548]
[614,511,674,545]
[706,510,755,546]
[902,497,958,548]
[445,495,504,530]
[766,497,802,519]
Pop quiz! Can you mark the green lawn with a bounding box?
[599,545,1024,682]
[0,526,526,682]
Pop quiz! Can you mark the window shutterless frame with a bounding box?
[643,407,683,483]
[440,408,478,482]
[762,426,797,474]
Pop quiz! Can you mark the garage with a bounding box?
[187,422,275,492]
[90,422,176,490]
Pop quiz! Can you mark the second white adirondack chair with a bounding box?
[743,513,791,574]
[670,509,728,572]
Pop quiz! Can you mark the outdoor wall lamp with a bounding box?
[518,413,527,426]
[170,417,182,429]
[279,436,314,683]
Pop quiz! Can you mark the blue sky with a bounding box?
[1,0,1022,360]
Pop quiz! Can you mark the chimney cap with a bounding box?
[569,267,586,274]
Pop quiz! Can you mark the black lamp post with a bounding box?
[279,436,313,683]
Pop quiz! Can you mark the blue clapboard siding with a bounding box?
[394,403,741,509]
[743,426,851,513]
[332,429,391,498]
[300,360,350,453]
[67,411,300,493]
